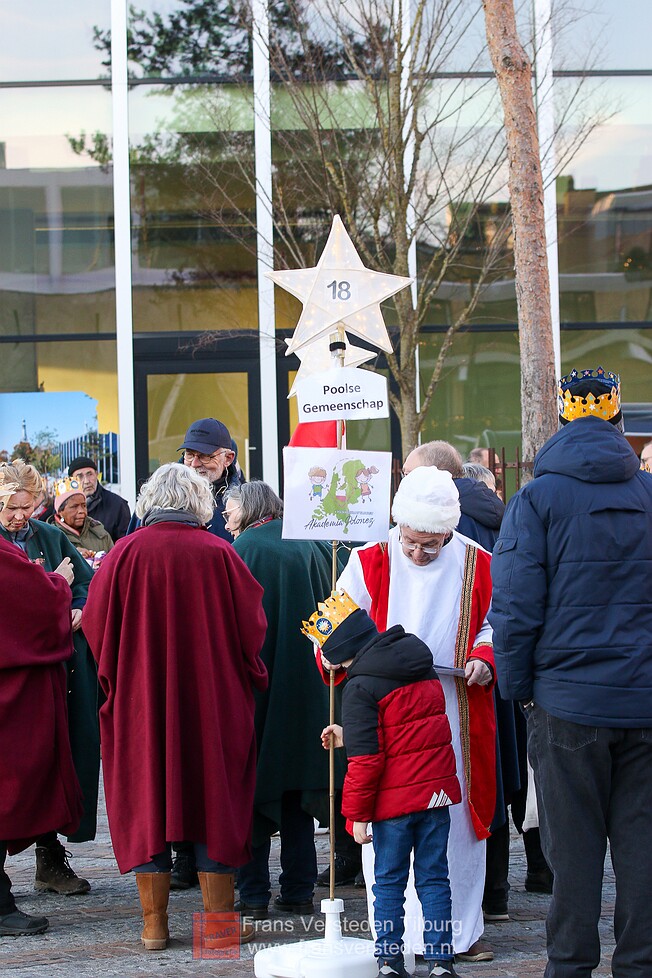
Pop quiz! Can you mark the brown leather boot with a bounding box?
[197,872,255,945]
[136,872,170,950]
[35,840,91,895]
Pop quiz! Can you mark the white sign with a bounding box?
[282,447,392,542]
[294,366,389,422]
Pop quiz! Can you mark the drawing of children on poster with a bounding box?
[308,466,327,500]
[355,465,379,499]
[283,447,391,542]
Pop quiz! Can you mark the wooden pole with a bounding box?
[328,324,346,904]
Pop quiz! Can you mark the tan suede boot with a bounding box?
[136,872,170,950]
[198,872,255,945]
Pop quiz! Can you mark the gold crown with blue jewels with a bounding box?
[54,477,82,497]
[301,590,360,646]
[558,367,621,423]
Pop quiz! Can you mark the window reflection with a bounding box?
[0,2,109,82]
[0,339,118,437]
[128,84,258,332]
[553,0,652,71]
[555,78,652,324]
[0,89,115,337]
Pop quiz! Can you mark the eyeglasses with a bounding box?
[183,449,229,464]
[222,509,239,522]
[399,531,450,555]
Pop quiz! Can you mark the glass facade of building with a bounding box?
[1,0,650,501]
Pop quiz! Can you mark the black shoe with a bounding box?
[428,963,459,977]
[315,854,361,887]
[274,895,314,915]
[483,899,509,921]
[378,962,410,978]
[354,869,365,887]
[0,908,49,936]
[525,868,553,894]
[170,850,198,890]
[235,899,269,920]
[34,840,90,896]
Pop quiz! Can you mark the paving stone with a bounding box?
[0,782,617,978]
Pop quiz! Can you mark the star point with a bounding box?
[266,215,413,356]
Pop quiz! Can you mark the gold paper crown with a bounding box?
[558,367,621,423]
[301,590,360,647]
[54,477,82,497]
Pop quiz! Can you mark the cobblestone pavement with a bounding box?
[0,785,616,978]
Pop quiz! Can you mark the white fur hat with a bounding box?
[392,466,461,533]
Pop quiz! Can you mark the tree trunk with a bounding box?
[482,0,558,468]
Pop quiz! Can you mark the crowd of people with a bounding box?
[1,370,651,978]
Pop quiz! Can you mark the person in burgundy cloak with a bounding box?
[83,463,268,952]
[0,537,83,937]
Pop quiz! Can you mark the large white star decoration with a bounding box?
[267,215,413,356]
[285,336,376,397]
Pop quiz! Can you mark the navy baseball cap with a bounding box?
[178,418,232,453]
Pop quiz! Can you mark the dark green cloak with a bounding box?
[0,519,100,842]
[233,520,346,847]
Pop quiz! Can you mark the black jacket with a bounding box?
[454,477,504,552]
[86,483,131,541]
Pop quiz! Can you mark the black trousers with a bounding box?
[238,791,317,905]
[529,704,652,978]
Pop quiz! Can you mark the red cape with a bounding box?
[83,523,268,873]
[0,538,82,851]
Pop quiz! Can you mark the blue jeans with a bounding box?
[132,843,233,874]
[372,808,453,965]
[528,704,652,978]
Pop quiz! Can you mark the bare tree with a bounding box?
[77,0,606,456]
[483,0,557,462]
[197,0,515,453]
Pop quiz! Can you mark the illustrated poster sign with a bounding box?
[282,447,391,542]
[293,366,389,422]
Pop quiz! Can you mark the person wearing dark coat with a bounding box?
[83,463,268,952]
[68,456,131,541]
[178,418,243,542]
[0,536,83,937]
[454,475,504,551]
[490,367,652,978]
[222,481,346,918]
[125,420,242,545]
[0,460,99,896]
[402,441,505,548]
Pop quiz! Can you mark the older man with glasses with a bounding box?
[336,466,497,968]
[177,418,243,544]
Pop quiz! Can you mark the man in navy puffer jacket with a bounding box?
[490,367,652,978]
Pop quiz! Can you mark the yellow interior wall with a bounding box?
[132,283,259,331]
[36,341,119,432]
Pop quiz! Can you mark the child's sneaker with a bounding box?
[428,963,459,978]
[379,963,410,978]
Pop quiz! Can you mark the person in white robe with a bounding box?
[337,467,497,966]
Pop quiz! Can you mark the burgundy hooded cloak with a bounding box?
[83,522,268,873]
[0,537,83,851]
